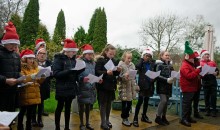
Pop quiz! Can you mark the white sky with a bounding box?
[39,0,220,48]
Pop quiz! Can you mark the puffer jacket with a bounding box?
[200,59,219,87]
[19,63,44,106]
[52,53,84,100]
[77,58,96,104]
[136,58,155,92]
[118,61,137,101]
[95,55,120,91]
[155,60,174,96]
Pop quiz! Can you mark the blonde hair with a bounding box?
[159,51,169,60]
[100,44,116,57]
[121,51,132,62]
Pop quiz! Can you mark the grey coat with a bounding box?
[118,61,137,101]
[77,58,96,104]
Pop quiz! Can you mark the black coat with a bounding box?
[95,56,120,91]
[136,58,155,97]
[0,45,21,111]
[52,53,84,100]
[38,60,52,100]
[155,60,174,96]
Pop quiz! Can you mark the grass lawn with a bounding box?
[44,91,57,113]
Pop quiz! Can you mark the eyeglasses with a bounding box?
[38,53,46,55]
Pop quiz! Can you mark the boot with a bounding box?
[133,117,139,127]
[194,113,204,119]
[55,124,60,130]
[80,125,86,130]
[31,118,38,127]
[122,118,131,127]
[38,117,44,127]
[162,115,169,125]
[141,114,152,123]
[180,119,191,127]
[17,124,24,130]
[86,124,94,130]
[155,116,166,125]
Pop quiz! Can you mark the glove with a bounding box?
[41,73,46,78]
[167,77,173,84]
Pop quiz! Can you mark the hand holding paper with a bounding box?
[145,70,161,79]
[171,71,180,79]
[0,111,19,126]
[129,69,137,79]
[87,74,103,84]
[200,64,216,76]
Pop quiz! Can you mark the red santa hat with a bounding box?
[63,39,79,52]
[200,50,209,58]
[35,38,46,50]
[81,44,94,54]
[1,21,20,45]
[194,51,201,59]
[141,48,153,58]
[20,49,35,59]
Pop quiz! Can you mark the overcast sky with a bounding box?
[38,0,220,48]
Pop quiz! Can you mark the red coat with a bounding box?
[200,59,217,67]
[180,60,200,92]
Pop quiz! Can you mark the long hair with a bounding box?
[21,58,38,70]
[100,44,116,57]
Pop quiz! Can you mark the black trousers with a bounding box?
[134,96,149,118]
[204,86,217,112]
[55,98,73,129]
[182,92,195,120]
[18,105,35,129]
[0,90,17,112]
[193,88,201,114]
[78,104,91,125]
[121,101,132,119]
[32,99,44,121]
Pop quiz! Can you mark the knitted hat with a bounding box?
[20,49,35,59]
[141,48,153,58]
[184,41,195,59]
[81,44,94,54]
[200,50,209,58]
[63,39,79,52]
[1,21,20,45]
[35,38,46,50]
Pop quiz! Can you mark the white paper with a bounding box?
[87,74,103,84]
[35,69,48,78]
[171,71,180,79]
[18,82,33,88]
[200,64,216,76]
[208,66,216,74]
[38,66,51,77]
[0,111,19,126]
[17,75,26,82]
[129,69,137,79]
[104,59,117,71]
[145,70,161,79]
[71,59,86,70]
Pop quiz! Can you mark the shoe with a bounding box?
[155,116,166,125]
[194,113,204,119]
[100,125,110,130]
[38,120,44,127]
[162,115,169,125]
[211,111,217,117]
[31,120,38,127]
[42,112,49,116]
[122,118,131,127]
[80,125,86,130]
[64,128,70,130]
[188,117,197,123]
[106,122,112,128]
[141,114,152,123]
[26,121,32,130]
[133,117,139,127]
[180,119,191,127]
[86,124,94,130]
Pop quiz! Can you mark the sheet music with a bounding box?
[87,74,103,84]
[104,59,117,71]
[145,70,161,79]
[0,111,19,126]
[129,69,137,79]
[171,71,180,79]
[71,59,86,70]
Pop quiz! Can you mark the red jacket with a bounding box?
[180,60,201,92]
